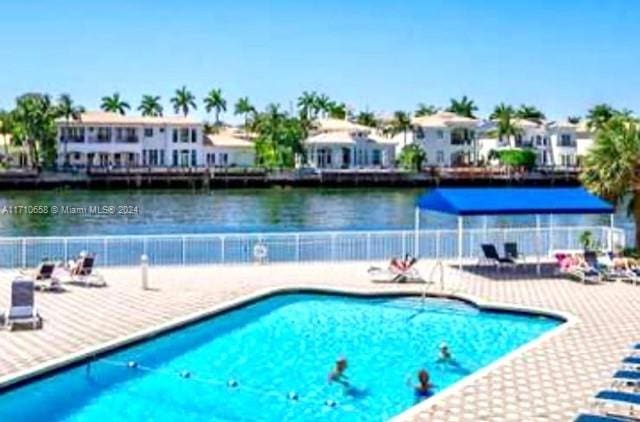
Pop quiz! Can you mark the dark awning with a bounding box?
[417,187,614,216]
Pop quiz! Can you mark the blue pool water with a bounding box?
[0,293,561,421]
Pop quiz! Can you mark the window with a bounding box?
[221,153,228,165]
[172,150,178,166]
[142,149,147,165]
[436,130,444,139]
[191,150,197,166]
[160,150,165,166]
[559,133,573,147]
[191,129,197,143]
[172,129,178,143]
[436,150,444,163]
[144,128,153,137]
[180,128,189,142]
[159,127,165,133]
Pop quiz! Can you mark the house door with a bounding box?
[316,148,332,168]
[341,148,351,169]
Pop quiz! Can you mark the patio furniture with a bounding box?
[593,390,640,412]
[504,242,526,266]
[611,370,640,387]
[4,278,42,330]
[479,244,515,270]
[368,256,424,283]
[21,261,62,292]
[575,413,637,422]
[69,255,107,287]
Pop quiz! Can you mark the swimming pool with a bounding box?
[0,292,562,421]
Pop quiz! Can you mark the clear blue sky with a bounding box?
[2,0,639,121]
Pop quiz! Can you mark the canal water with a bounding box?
[0,188,631,238]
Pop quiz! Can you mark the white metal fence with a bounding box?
[0,226,626,269]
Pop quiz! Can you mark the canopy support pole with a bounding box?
[535,215,541,275]
[608,214,615,252]
[458,216,463,270]
[414,207,420,258]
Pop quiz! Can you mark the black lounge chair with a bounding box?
[70,255,106,287]
[504,242,526,266]
[3,278,42,330]
[480,244,515,270]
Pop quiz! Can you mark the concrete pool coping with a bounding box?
[0,282,577,420]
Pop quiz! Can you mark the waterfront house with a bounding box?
[548,119,593,168]
[203,128,256,167]
[303,118,396,169]
[56,111,204,168]
[478,118,553,166]
[401,111,482,167]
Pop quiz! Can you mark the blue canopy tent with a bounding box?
[414,187,615,272]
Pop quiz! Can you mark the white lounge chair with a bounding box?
[4,278,42,330]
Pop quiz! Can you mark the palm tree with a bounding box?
[567,116,581,124]
[586,104,617,130]
[234,97,255,134]
[57,94,85,166]
[356,111,378,128]
[138,95,163,117]
[101,93,130,115]
[314,94,331,118]
[297,91,317,120]
[446,95,477,118]
[581,116,640,248]
[171,86,197,117]
[516,104,546,123]
[492,104,521,146]
[327,102,347,119]
[203,88,226,124]
[415,103,438,117]
[391,111,412,147]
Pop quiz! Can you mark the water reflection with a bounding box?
[0,188,629,237]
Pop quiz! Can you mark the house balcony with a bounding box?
[60,136,85,144]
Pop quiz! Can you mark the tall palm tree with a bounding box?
[491,103,520,145]
[581,116,640,248]
[101,93,130,115]
[567,116,581,124]
[516,104,546,123]
[138,95,163,117]
[203,88,226,124]
[57,94,85,166]
[586,104,617,130]
[314,94,331,119]
[171,86,197,117]
[415,103,438,117]
[297,91,317,120]
[391,111,412,147]
[356,111,378,128]
[446,95,477,118]
[234,97,255,135]
[0,109,14,157]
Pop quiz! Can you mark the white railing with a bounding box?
[0,225,626,269]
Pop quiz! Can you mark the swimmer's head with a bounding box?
[336,357,347,370]
[418,369,429,383]
[439,342,448,351]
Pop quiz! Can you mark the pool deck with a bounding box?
[0,261,639,421]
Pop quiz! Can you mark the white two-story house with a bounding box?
[478,118,553,166]
[56,111,204,168]
[548,120,594,168]
[403,111,481,167]
[303,118,396,169]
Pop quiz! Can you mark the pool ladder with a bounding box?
[422,260,445,302]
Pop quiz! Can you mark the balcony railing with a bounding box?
[60,137,85,144]
[115,136,139,143]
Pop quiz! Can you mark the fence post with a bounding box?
[367,233,372,260]
[401,232,406,258]
[103,238,108,267]
[64,238,69,263]
[435,230,440,259]
[295,234,300,262]
[181,236,186,265]
[330,233,336,262]
[220,235,225,264]
[21,238,26,268]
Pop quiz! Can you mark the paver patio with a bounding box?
[0,261,639,421]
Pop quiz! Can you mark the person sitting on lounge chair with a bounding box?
[368,256,423,283]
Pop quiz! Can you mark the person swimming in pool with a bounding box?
[437,342,452,363]
[328,357,350,387]
[409,369,434,400]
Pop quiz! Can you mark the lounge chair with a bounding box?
[575,413,637,422]
[589,252,640,284]
[504,242,526,266]
[557,253,602,284]
[21,261,62,292]
[69,255,106,287]
[479,244,515,270]
[368,256,424,283]
[612,370,640,387]
[3,278,42,330]
[593,390,640,413]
